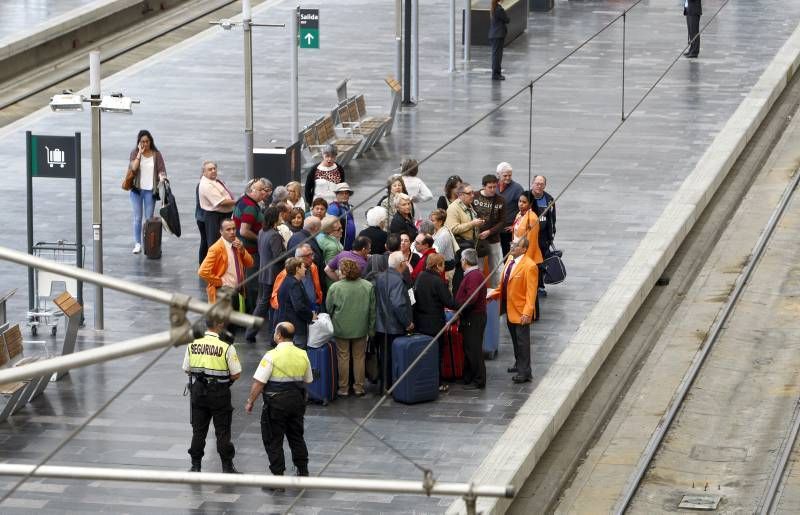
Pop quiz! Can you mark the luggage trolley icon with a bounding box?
[45,146,66,168]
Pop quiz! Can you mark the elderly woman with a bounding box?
[326,259,376,397]
[400,158,433,204]
[316,215,344,266]
[127,129,167,254]
[430,208,458,274]
[275,201,293,245]
[304,144,346,205]
[275,257,315,349]
[413,254,457,392]
[271,186,289,207]
[389,193,418,241]
[359,206,388,255]
[436,174,462,210]
[307,197,328,220]
[379,175,412,221]
[285,181,306,211]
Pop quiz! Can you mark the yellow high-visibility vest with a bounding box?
[266,344,309,384]
[187,333,231,379]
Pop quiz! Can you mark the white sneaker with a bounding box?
[132,243,141,254]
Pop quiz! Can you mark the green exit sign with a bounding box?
[300,28,318,49]
[299,8,319,49]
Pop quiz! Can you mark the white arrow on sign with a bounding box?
[304,33,314,44]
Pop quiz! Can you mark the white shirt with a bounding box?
[222,239,239,288]
[432,226,456,261]
[139,155,154,191]
[253,341,314,384]
[403,176,433,203]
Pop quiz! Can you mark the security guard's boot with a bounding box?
[262,472,284,493]
[221,461,241,474]
[296,467,309,477]
[189,460,201,472]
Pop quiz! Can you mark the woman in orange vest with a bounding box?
[512,192,543,265]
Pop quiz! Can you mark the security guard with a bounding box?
[183,318,242,473]
[245,322,313,478]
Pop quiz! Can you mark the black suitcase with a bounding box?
[542,254,566,284]
[144,217,162,259]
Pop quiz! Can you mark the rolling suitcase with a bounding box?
[143,217,162,259]
[441,319,464,381]
[483,299,500,359]
[391,334,438,404]
[307,341,337,405]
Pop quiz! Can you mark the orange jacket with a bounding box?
[270,263,323,310]
[513,210,543,264]
[198,238,254,303]
[488,255,538,323]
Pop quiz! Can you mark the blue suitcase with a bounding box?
[307,341,337,405]
[483,299,500,359]
[391,334,439,404]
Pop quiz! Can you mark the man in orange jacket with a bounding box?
[488,236,538,383]
[198,219,254,307]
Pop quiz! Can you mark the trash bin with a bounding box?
[530,0,554,12]
[253,140,302,186]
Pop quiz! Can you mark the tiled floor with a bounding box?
[0,0,799,512]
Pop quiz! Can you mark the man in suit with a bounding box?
[198,218,255,306]
[684,0,702,58]
[489,0,510,80]
[489,237,538,383]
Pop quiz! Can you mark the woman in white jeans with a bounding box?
[127,130,167,254]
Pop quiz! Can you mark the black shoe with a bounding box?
[512,375,532,384]
[685,53,698,58]
[189,462,201,472]
[492,74,506,81]
[538,288,547,298]
[222,462,241,474]
[507,366,518,373]
[296,468,309,477]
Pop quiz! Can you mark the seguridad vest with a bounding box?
[187,332,232,380]
[264,343,309,392]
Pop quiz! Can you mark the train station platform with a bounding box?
[0,0,799,513]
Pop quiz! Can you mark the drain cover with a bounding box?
[678,494,722,510]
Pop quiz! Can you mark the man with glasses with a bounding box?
[496,162,523,257]
[445,183,484,292]
[234,179,269,312]
[271,244,323,315]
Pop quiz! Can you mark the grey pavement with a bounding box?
[0,0,799,513]
[0,0,101,42]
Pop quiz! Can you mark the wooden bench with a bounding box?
[0,323,51,423]
[301,115,363,168]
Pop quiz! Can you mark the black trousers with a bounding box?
[500,231,513,259]
[490,37,504,77]
[188,381,235,463]
[204,211,229,249]
[375,332,401,393]
[197,219,208,264]
[246,283,273,340]
[260,391,308,475]
[507,320,532,378]
[461,312,487,387]
[686,15,700,56]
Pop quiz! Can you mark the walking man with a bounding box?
[245,322,313,480]
[183,318,242,473]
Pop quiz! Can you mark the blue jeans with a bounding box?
[130,189,156,244]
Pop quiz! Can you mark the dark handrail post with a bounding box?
[528,82,534,190]
[621,11,627,121]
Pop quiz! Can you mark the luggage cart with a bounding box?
[27,241,83,337]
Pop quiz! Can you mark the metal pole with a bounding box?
[0,464,515,498]
[243,0,254,181]
[412,0,419,101]
[528,83,533,190]
[402,0,413,105]
[449,0,456,72]
[621,12,626,121]
[74,132,83,312]
[89,50,103,330]
[0,330,178,385]
[25,131,34,312]
[0,246,262,329]
[395,0,402,82]
[464,0,471,62]
[290,7,299,142]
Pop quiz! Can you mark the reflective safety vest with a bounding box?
[187,332,232,380]
[264,344,309,392]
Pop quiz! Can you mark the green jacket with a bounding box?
[325,278,376,339]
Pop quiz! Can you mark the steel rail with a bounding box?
[613,165,800,514]
[760,397,800,514]
[0,464,514,498]
[0,246,261,329]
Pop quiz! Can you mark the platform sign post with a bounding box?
[299,8,319,49]
[25,132,83,312]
